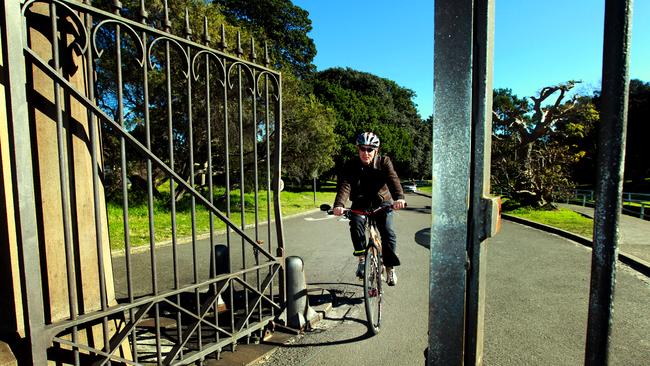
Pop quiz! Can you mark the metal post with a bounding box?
[466,0,496,364]
[1,0,47,363]
[430,0,474,363]
[585,0,633,364]
[313,176,316,207]
[641,203,645,219]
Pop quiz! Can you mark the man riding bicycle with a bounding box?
[332,132,406,286]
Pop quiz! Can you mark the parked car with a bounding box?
[402,181,417,193]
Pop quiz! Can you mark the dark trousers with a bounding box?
[349,211,401,267]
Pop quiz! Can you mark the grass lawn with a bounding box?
[108,188,336,250]
[505,205,594,238]
[415,181,432,194]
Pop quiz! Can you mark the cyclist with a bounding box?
[332,132,406,286]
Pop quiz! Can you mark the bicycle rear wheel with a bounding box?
[364,242,383,334]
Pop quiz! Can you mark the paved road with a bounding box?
[559,203,650,263]
[252,193,650,366]
[110,193,650,365]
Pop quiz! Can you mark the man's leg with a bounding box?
[349,214,367,278]
[349,213,367,257]
[377,211,400,267]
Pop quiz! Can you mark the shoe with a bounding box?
[356,260,365,279]
[386,267,397,286]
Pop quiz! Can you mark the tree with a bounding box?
[93,0,334,201]
[573,79,650,189]
[491,82,599,206]
[311,67,430,178]
[212,0,317,78]
[281,73,338,184]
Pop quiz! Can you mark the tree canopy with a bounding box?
[491,82,599,206]
[213,0,317,78]
[311,67,430,179]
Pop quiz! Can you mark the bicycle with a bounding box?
[321,204,398,334]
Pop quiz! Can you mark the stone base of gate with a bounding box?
[0,341,17,366]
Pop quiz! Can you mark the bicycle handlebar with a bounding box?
[328,203,405,217]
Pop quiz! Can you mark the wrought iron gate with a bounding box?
[2,0,285,364]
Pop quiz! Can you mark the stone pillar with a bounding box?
[0,8,26,341]
[1,2,130,362]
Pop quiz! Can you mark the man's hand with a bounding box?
[393,199,406,210]
[333,206,345,216]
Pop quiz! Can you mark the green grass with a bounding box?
[108,189,336,250]
[415,181,432,194]
[505,206,594,238]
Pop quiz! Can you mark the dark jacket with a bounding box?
[334,155,404,210]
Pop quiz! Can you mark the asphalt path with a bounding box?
[110,193,650,365]
[253,193,650,366]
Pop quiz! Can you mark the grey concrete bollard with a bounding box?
[280,256,318,330]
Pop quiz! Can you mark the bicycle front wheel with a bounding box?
[364,242,383,335]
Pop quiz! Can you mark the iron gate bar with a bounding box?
[24,47,278,261]
[166,25,181,365]
[86,1,110,365]
[103,302,155,358]
[49,0,278,74]
[201,18,220,349]
[430,0,474,363]
[163,289,227,364]
[140,6,154,364]
[51,337,137,366]
[13,0,285,363]
[45,1,83,364]
[43,261,280,336]
[3,0,48,364]
[586,0,634,364]
[466,0,495,364]
[47,0,81,349]
[170,317,274,366]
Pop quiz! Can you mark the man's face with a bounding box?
[357,145,377,165]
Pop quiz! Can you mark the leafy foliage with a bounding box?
[212,0,317,78]
[311,67,431,179]
[281,73,338,183]
[491,82,599,206]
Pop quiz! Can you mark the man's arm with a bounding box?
[382,156,404,201]
[333,164,352,215]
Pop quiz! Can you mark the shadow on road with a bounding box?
[402,205,431,215]
[414,228,430,249]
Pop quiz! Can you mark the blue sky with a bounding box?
[293,0,649,119]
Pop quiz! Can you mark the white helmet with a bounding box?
[356,132,380,148]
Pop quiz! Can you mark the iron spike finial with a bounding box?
[203,16,211,45]
[220,24,228,51]
[112,0,122,14]
[236,31,243,57]
[185,8,193,39]
[163,0,171,32]
[250,37,256,62]
[264,42,270,67]
[139,1,148,23]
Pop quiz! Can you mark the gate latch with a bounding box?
[479,195,501,241]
